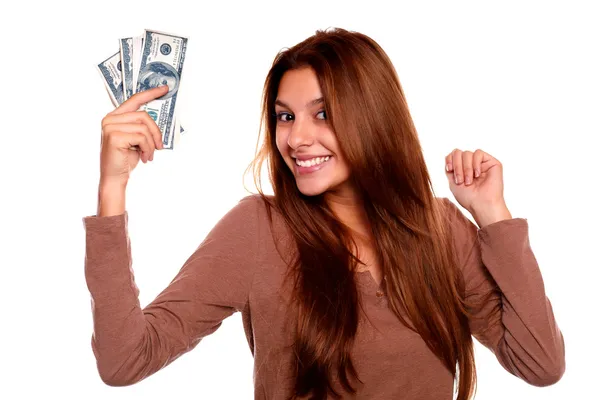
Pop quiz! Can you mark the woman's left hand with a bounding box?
[445,149,513,227]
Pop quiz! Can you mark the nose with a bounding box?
[287,117,315,149]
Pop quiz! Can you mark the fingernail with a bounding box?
[454,175,459,185]
[475,169,480,177]
[465,176,472,185]
[446,163,452,172]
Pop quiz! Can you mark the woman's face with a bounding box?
[275,67,352,197]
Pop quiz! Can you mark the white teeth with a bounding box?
[296,156,330,167]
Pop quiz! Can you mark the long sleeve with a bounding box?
[443,198,565,386]
[82,195,264,386]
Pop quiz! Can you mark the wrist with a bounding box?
[469,201,512,228]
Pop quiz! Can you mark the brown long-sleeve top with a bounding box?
[82,195,565,399]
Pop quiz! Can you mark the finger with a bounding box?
[128,132,153,163]
[139,112,164,151]
[477,150,499,174]
[105,123,155,161]
[452,149,463,185]
[110,85,169,115]
[462,151,474,185]
[105,130,152,163]
[104,123,155,162]
[102,111,164,149]
[473,149,485,178]
[445,153,454,172]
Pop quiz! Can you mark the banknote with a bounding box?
[131,33,185,145]
[136,29,188,149]
[119,38,134,100]
[97,49,185,141]
[131,36,144,96]
[97,30,187,149]
[97,51,124,107]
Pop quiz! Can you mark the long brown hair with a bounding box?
[248,28,476,400]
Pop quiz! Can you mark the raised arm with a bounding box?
[82,195,264,386]
[444,198,565,386]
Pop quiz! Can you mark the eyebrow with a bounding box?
[274,97,324,109]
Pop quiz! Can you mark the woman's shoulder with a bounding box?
[434,196,479,249]
[229,193,283,227]
[435,197,476,229]
[433,197,481,268]
[237,193,275,212]
[198,194,279,253]
[233,194,292,254]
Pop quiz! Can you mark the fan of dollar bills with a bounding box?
[97,29,188,150]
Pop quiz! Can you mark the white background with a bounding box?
[1,0,598,398]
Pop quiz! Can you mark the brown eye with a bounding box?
[275,112,294,122]
[316,110,327,120]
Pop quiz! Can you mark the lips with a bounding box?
[294,155,331,175]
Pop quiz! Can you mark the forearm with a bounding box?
[477,219,565,386]
[97,179,127,216]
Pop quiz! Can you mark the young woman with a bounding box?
[84,28,565,399]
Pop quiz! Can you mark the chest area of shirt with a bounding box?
[249,268,436,357]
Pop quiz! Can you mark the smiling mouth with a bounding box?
[294,156,331,167]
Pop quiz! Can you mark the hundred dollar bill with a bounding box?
[97,51,124,107]
[97,50,179,147]
[131,36,144,95]
[119,38,134,100]
[132,34,185,141]
[136,29,188,149]
[97,52,185,145]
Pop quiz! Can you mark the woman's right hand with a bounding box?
[99,85,169,187]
